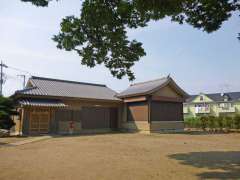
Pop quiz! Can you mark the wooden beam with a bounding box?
[123,96,147,103]
[151,96,184,102]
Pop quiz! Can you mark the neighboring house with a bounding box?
[12,76,188,135]
[184,92,240,118]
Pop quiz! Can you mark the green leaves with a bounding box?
[53,1,146,80]
[22,0,240,80]
[0,96,16,130]
[21,0,52,7]
[172,0,238,33]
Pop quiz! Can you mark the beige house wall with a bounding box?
[184,93,240,118]
[192,94,214,103]
[153,85,183,98]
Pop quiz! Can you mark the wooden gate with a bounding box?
[30,110,50,134]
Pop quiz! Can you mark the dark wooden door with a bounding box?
[151,101,183,122]
[81,107,110,129]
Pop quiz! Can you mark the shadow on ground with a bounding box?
[0,142,8,146]
[169,151,240,179]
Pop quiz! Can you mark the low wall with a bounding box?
[150,121,184,132]
[121,121,184,133]
[121,121,150,133]
[58,121,82,134]
[58,121,113,134]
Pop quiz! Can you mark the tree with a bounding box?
[0,96,17,130]
[21,0,240,80]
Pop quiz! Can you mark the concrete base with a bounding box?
[121,121,184,133]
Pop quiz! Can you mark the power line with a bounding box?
[0,62,33,95]
[7,65,32,75]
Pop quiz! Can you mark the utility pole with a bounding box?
[18,74,26,89]
[0,61,8,96]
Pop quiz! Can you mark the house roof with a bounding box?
[117,76,189,98]
[18,98,67,107]
[15,76,121,101]
[186,92,240,103]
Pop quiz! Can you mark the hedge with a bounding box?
[184,114,240,131]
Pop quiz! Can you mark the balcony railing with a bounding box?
[218,107,236,113]
[195,108,210,114]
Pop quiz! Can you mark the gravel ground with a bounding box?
[0,136,30,145]
[0,133,240,180]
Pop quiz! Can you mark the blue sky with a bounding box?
[1,0,240,96]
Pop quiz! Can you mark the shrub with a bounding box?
[184,117,193,128]
[223,116,233,131]
[0,96,17,130]
[200,116,208,131]
[184,117,201,128]
[233,114,240,129]
[216,116,224,131]
[208,116,216,131]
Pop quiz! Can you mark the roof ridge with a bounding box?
[130,77,168,86]
[31,76,106,87]
[190,91,240,96]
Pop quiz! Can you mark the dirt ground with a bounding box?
[0,132,240,180]
[0,136,30,145]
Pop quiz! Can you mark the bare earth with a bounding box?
[0,133,240,180]
[0,136,30,145]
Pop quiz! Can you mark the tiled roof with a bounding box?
[15,76,121,101]
[18,98,67,107]
[186,92,240,103]
[117,76,189,98]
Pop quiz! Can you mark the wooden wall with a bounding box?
[21,99,121,135]
[127,101,149,122]
[150,101,183,122]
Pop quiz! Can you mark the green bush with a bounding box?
[233,114,240,129]
[184,115,240,132]
[216,116,224,131]
[208,116,216,131]
[199,116,208,131]
[184,117,201,128]
[223,116,233,131]
[0,96,17,130]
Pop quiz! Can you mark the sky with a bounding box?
[0,0,240,96]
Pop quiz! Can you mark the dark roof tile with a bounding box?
[15,76,121,101]
[117,76,189,98]
[186,92,240,102]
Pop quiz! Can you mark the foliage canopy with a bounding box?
[21,0,240,80]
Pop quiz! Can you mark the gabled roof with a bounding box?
[186,92,240,103]
[15,76,121,101]
[117,76,189,98]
